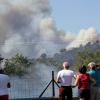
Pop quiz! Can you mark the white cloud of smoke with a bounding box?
[0,0,99,58]
[66,28,100,50]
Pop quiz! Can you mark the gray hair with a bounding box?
[88,62,96,70]
[88,62,96,67]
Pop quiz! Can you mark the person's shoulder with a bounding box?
[58,70,63,73]
[59,69,66,74]
[68,70,75,75]
[68,70,74,73]
[78,74,85,79]
[57,70,62,74]
[87,70,93,74]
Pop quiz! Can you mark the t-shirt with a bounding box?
[0,74,10,96]
[78,73,90,90]
[57,69,74,86]
[88,70,100,87]
[96,71,100,87]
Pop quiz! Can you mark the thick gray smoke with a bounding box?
[0,0,72,58]
[0,0,99,58]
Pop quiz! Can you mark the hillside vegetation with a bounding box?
[2,41,100,76]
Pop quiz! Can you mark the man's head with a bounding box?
[88,62,96,70]
[63,62,69,69]
[96,65,100,71]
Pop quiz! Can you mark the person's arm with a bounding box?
[73,74,77,79]
[90,76,96,86]
[56,72,61,83]
[73,75,80,87]
[56,77,61,83]
[73,71,79,80]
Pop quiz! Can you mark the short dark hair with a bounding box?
[96,65,100,70]
[79,65,87,74]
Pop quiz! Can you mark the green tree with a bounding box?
[75,49,100,69]
[5,53,32,76]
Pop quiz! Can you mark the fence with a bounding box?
[9,71,60,99]
[9,71,78,100]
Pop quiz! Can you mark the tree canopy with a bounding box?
[75,48,100,69]
[4,53,32,76]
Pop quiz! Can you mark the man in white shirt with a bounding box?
[56,62,75,100]
[0,69,11,100]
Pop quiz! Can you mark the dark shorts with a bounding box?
[59,86,72,100]
[78,89,90,100]
[0,95,9,100]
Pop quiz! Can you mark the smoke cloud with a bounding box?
[0,0,99,58]
[0,0,73,58]
[66,28,100,50]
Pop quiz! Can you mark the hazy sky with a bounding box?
[50,0,100,33]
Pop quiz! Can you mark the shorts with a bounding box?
[78,89,90,100]
[59,86,72,100]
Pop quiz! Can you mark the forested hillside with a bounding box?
[37,41,100,70]
[1,41,100,75]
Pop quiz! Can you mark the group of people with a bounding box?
[56,61,100,100]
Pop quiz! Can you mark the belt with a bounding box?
[61,86,71,88]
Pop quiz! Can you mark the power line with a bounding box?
[0,40,99,46]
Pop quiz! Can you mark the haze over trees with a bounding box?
[1,41,100,76]
[36,41,100,70]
